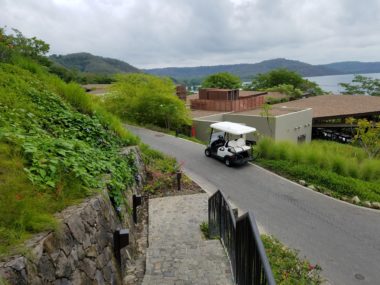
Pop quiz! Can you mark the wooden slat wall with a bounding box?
[191,96,264,112]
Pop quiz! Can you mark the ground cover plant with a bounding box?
[0,29,139,256]
[255,138,380,203]
[262,235,322,284]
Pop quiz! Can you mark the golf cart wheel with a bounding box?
[224,157,232,167]
[205,148,211,157]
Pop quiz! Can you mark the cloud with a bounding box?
[0,0,379,68]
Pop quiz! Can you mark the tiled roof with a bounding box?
[272,95,380,119]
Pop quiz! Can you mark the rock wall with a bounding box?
[0,146,146,285]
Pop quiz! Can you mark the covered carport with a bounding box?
[272,95,380,142]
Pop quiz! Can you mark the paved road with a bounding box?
[143,194,233,284]
[129,125,380,285]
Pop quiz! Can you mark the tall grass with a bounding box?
[257,138,380,183]
[0,142,87,256]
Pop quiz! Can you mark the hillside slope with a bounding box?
[0,58,138,255]
[50,52,140,74]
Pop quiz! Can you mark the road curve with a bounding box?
[128,125,380,285]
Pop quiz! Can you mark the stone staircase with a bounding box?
[142,194,233,285]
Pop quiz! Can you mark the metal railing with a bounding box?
[208,190,276,285]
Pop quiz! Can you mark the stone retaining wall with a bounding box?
[0,146,146,285]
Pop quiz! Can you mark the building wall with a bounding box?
[191,96,264,112]
[192,113,228,142]
[274,108,313,143]
[192,108,313,144]
[198,89,239,100]
[223,113,276,142]
[176,85,187,101]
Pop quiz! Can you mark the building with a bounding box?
[272,95,380,141]
[176,85,187,101]
[190,93,380,144]
[190,88,265,112]
[192,106,313,144]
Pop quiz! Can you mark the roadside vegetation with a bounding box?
[255,138,380,204]
[262,235,322,285]
[102,73,191,131]
[0,28,138,256]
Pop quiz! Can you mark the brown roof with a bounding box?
[273,95,380,119]
[186,93,199,105]
[238,91,267,97]
[191,109,225,119]
[235,107,305,116]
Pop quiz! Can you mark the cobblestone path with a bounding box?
[142,193,233,285]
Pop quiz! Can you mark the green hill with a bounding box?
[145,58,380,83]
[145,58,338,81]
[50,52,140,74]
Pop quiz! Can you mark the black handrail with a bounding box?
[208,190,276,285]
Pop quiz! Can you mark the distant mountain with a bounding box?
[145,58,338,81]
[50,52,140,74]
[145,58,380,81]
[319,61,380,75]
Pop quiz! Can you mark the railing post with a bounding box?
[208,190,276,285]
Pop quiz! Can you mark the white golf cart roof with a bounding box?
[210,121,256,135]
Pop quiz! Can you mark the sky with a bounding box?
[1,0,380,69]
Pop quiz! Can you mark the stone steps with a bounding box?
[142,194,233,285]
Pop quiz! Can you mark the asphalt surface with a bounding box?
[128,125,380,285]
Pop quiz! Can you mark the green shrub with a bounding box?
[331,156,347,176]
[359,160,380,182]
[262,235,322,284]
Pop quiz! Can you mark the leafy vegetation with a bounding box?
[247,68,323,98]
[199,222,210,239]
[340,75,380,96]
[140,144,179,194]
[103,73,191,130]
[201,72,241,89]
[0,29,139,255]
[262,235,322,284]
[255,138,380,202]
[0,27,49,65]
[346,118,380,159]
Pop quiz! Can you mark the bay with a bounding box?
[305,73,380,94]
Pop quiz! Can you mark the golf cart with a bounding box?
[204,121,256,167]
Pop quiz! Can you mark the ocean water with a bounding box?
[305,73,380,94]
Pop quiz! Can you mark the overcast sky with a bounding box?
[1,0,380,68]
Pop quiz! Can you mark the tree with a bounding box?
[346,118,380,159]
[248,68,323,96]
[266,84,303,98]
[104,73,191,130]
[0,27,50,65]
[339,75,380,96]
[201,72,241,89]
